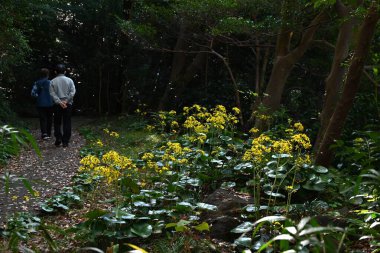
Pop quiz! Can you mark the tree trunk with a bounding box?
[98,66,103,114]
[262,10,328,112]
[174,52,206,100]
[158,23,188,110]
[248,10,327,128]
[315,4,380,166]
[313,1,359,153]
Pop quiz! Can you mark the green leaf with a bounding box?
[133,201,150,207]
[244,205,269,212]
[193,222,210,232]
[221,181,236,189]
[131,223,153,238]
[298,226,344,236]
[234,237,252,247]
[40,205,54,213]
[231,222,254,233]
[196,203,217,211]
[21,178,35,195]
[264,191,285,198]
[312,165,328,173]
[253,216,287,226]
[234,162,253,170]
[297,217,311,231]
[85,209,108,220]
[258,234,295,252]
[271,154,292,159]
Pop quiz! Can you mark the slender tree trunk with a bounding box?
[106,70,111,114]
[315,4,380,166]
[314,1,356,153]
[260,48,270,90]
[255,38,261,94]
[211,49,244,125]
[98,66,103,114]
[174,52,206,99]
[158,24,188,110]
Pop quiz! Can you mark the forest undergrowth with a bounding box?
[0,105,379,253]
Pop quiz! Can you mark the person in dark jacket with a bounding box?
[31,68,53,140]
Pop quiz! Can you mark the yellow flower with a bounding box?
[215,105,226,113]
[142,152,155,160]
[166,142,183,154]
[11,195,18,201]
[146,125,155,131]
[103,128,110,134]
[196,149,205,156]
[295,154,311,166]
[179,158,188,164]
[183,116,201,129]
[168,110,176,116]
[232,107,240,115]
[183,106,190,115]
[24,195,30,201]
[110,131,119,138]
[102,150,121,165]
[192,104,202,112]
[158,112,166,120]
[285,128,294,134]
[249,128,259,134]
[291,134,312,150]
[272,140,292,154]
[80,155,101,169]
[171,121,179,129]
[194,124,209,134]
[293,122,304,132]
[354,137,364,144]
[259,114,270,120]
[96,139,103,147]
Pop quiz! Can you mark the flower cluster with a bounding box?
[103,128,120,138]
[243,122,312,165]
[181,104,240,144]
[243,134,272,162]
[79,151,136,184]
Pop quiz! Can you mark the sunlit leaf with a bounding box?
[264,191,285,198]
[231,222,254,233]
[196,202,217,211]
[253,216,287,226]
[299,226,344,236]
[131,223,152,238]
[193,222,210,231]
[234,237,252,247]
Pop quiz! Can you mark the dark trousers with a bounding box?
[37,106,53,137]
[53,104,72,144]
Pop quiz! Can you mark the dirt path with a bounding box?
[0,117,93,225]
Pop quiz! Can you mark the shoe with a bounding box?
[62,143,69,148]
[55,139,62,146]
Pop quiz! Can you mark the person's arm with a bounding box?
[49,81,66,108]
[67,79,76,102]
[49,81,60,104]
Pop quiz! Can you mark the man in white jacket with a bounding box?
[49,64,76,148]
